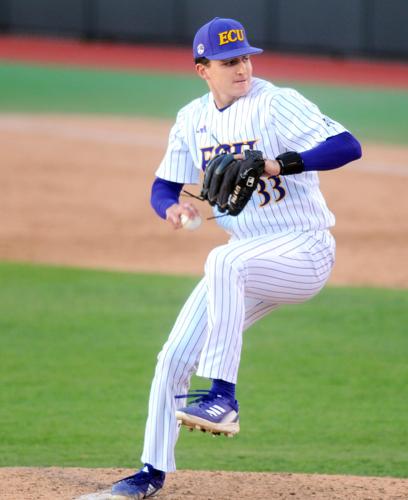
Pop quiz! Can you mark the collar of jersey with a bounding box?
[212,96,240,113]
[215,101,233,112]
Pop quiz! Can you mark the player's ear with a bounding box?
[195,63,210,81]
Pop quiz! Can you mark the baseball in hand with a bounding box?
[180,213,202,231]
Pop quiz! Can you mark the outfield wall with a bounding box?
[0,0,407,61]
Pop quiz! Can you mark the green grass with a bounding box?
[0,62,207,118]
[0,262,407,477]
[0,62,407,144]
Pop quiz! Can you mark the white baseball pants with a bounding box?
[141,230,335,472]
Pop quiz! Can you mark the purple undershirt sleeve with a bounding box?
[300,131,362,171]
[150,177,184,219]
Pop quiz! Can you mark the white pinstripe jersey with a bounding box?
[155,77,346,239]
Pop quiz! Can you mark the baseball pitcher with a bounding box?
[111,17,362,499]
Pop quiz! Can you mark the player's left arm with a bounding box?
[264,130,362,176]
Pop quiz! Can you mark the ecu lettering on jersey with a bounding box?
[200,140,258,171]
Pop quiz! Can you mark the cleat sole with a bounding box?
[175,410,240,436]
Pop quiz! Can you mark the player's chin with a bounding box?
[233,80,250,96]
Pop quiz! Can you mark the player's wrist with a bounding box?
[264,159,281,176]
[275,152,304,175]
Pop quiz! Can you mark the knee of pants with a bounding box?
[205,245,245,279]
[155,340,197,381]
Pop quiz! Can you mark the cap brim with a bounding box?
[206,46,263,60]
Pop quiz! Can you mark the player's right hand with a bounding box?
[166,202,200,230]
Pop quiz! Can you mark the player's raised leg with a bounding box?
[175,230,335,435]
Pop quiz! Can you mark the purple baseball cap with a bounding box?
[193,17,263,60]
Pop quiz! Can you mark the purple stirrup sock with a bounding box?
[211,379,236,401]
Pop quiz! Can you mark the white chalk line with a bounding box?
[0,114,407,176]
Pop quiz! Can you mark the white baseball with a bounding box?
[180,213,202,231]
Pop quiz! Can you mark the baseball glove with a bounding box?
[200,150,265,216]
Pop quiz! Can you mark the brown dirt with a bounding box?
[1,468,408,500]
[1,113,407,499]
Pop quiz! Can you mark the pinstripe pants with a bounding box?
[141,230,335,472]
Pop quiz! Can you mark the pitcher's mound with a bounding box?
[1,467,408,500]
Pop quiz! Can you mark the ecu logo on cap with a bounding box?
[218,29,245,46]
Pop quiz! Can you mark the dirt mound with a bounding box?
[1,467,408,500]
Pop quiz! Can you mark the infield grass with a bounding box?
[0,63,408,144]
[0,262,407,477]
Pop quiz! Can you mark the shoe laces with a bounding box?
[175,389,222,407]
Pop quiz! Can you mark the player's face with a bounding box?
[196,55,253,109]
